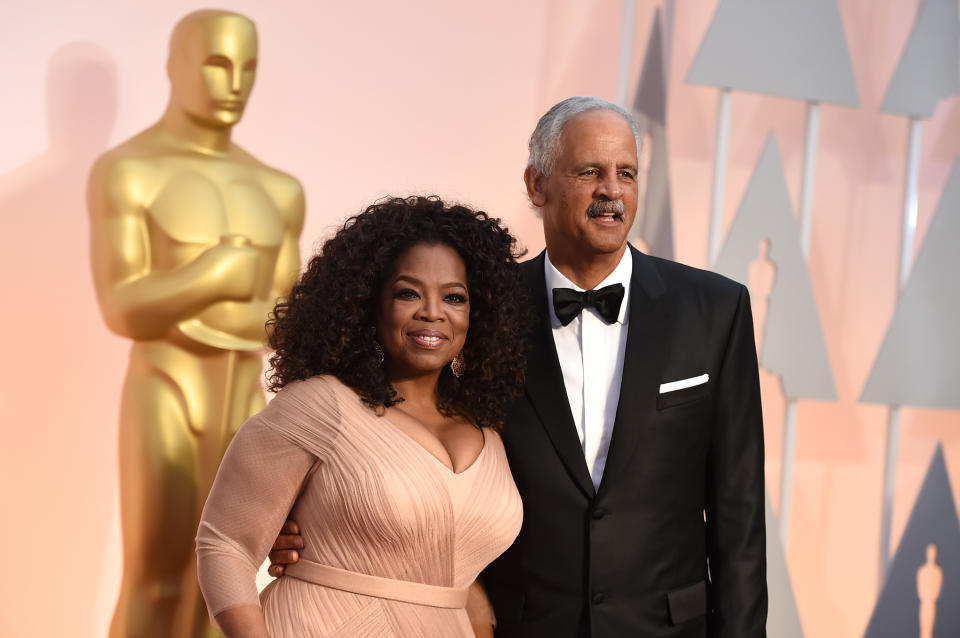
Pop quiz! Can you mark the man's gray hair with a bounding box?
[527,96,642,177]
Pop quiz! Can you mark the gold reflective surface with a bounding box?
[88,10,304,637]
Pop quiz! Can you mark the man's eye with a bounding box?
[619,171,636,180]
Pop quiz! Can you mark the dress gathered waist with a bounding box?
[284,559,469,609]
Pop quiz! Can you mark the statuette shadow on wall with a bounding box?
[863,445,960,638]
[87,10,305,637]
[713,135,835,401]
[918,543,943,638]
[0,40,118,638]
[748,237,776,357]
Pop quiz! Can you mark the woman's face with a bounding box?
[376,243,470,379]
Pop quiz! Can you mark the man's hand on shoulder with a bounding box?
[267,519,303,577]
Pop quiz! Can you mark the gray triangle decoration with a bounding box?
[686,0,859,106]
[861,159,960,409]
[633,7,668,126]
[630,7,675,259]
[662,0,676,82]
[881,0,959,119]
[713,134,836,400]
[932,100,960,162]
[863,444,960,638]
[766,491,805,637]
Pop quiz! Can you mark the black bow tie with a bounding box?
[552,283,625,327]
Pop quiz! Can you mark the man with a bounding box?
[272,96,766,637]
[89,10,304,637]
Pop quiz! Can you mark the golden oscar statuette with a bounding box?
[88,10,304,637]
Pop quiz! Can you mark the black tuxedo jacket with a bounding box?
[483,247,767,637]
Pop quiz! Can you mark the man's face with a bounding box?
[527,109,639,266]
[169,16,258,128]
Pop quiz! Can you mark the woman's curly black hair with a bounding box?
[267,196,532,431]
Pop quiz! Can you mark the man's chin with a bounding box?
[584,234,630,256]
[585,219,629,239]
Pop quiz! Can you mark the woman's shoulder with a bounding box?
[277,373,344,393]
[257,374,348,438]
[263,375,377,429]
[270,374,347,407]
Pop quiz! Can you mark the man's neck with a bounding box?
[160,106,233,155]
[548,244,628,290]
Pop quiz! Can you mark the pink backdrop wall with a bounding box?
[1,1,958,637]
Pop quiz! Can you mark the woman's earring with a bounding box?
[450,352,465,378]
[373,341,384,366]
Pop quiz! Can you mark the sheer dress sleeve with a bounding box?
[196,376,341,617]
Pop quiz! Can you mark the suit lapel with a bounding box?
[522,252,596,498]
[597,246,671,495]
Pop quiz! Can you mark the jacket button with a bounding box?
[592,592,605,604]
[591,508,606,520]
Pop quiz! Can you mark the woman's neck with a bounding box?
[387,370,444,415]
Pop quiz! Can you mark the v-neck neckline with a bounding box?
[334,377,487,476]
[381,413,487,477]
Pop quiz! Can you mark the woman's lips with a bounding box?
[407,330,448,349]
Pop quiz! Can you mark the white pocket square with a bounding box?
[659,374,709,394]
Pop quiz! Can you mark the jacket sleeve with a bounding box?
[705,284,768,637]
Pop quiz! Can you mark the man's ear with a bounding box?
[524,166,548,208]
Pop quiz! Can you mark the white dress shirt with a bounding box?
[544,250,632,490]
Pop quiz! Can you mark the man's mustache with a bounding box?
[586,199,626,219]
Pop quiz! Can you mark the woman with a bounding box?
[196,196,531,637]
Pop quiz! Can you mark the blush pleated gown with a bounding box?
[196,375,523,637]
